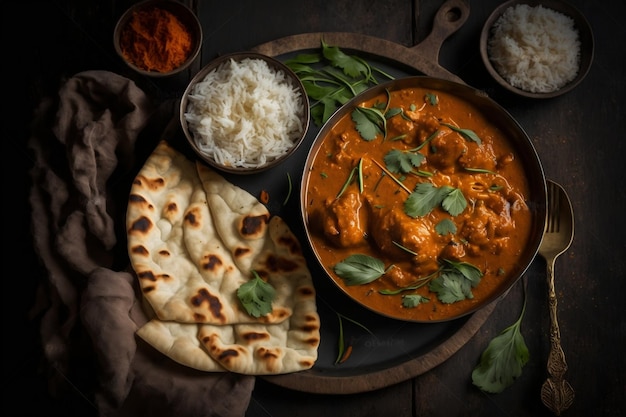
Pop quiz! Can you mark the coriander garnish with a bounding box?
[285,40,395,125]
[334,311,374,365]
[237,270,276,318]
[472,280,529,393]
[333,254,395,285]
[282,172,292,206]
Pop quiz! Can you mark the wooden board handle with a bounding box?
[251,0,470,84]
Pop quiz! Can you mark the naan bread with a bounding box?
[127,140,320,375]
[136,319,227,372]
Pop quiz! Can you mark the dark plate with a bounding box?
[182,1,542,394]
[199,32,528,393]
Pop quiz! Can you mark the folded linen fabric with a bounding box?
[28,70,254,417]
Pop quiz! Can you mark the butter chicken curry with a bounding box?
[303,83,533,321]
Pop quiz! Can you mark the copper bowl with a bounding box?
[480,0,594,99]
[113,0,202,77]
[300,76,547,322]
[180,52,310,175]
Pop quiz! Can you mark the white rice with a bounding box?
[184,57,305,168]
[487,4,581,93]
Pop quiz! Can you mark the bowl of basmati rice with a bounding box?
[180,52,310,174]
[480,0,594,99]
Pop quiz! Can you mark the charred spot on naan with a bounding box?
[262,254,300,273]
[128,215,152,234]
[128,193,152,208]
[191,288,226,322]
[298,358,316,368]
[255,346,282,373]
[165,201,179,216]
[241,329,271,343]
[298,286,315,297]
[240,213,269,239]
[301,315,321,337]
[234,247,251,258]
[184,206,202,227]
[137,270,158,282]
[262,307,291,323]
[132,174,165,190]
[201,334,245,363]
[201,253,224,271]
[136,270,171,294]
[216,347,241,362]
[277,234,302,255]
[130,245,149,256]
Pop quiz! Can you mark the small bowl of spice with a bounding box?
[180,52,310,175]
[480,0,594,98]
[114,0,202,77]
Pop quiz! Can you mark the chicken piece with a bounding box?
[460,198,516,256]
[318,190,367,248]
[368,206,441,274]
[426,130,468,173]
[458,141,498,172]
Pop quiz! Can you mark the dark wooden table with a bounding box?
[6,0,625,416]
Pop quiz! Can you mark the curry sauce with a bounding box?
[304,85,534,321]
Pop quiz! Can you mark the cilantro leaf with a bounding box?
[334,254,389,285]
[472,287,529,393]
[384,149,425,174]
[300,80,342,101]
[440,122,482,145]
[352,106,386,141]
[322,39,369,78]
[404,183,447,217]
[385,107,403,118]
[442,188,467,216]
[405,183,467,217]
[425,92,438,106]
[429,259,483,303]
[284,52,322,66]
[435,218,457,235]
[285,41,394,125]
[429,272,473,303]
[402,294,430,308]
[237,270,276,317]
[443,259,482,286]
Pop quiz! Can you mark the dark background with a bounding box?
[4,0,625,416]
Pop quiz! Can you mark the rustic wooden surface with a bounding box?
[6,0,625,416]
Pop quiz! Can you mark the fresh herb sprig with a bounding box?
[405,182,467,217]
[333,254,395,285]
[472,280,530,393]
[380,258,482,304]
[440,122,482,145]
[282,172,292,206]
[429,259,482,303]
[285,40,395,125]
[237,270,277,317]
[334,312,374,364]
[334,254,483,306]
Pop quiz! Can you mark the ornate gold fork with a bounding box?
[538,180,575,415]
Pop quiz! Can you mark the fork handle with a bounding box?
[541,259,575,415]
[546,260,563,346]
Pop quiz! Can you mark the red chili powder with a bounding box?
[119,7,193,73]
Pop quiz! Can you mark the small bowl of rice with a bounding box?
[480,0,594,99]
[180,52,310,174]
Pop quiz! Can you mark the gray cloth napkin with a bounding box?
[28,70,255,417]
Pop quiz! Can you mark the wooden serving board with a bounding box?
[247,0,498,395]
